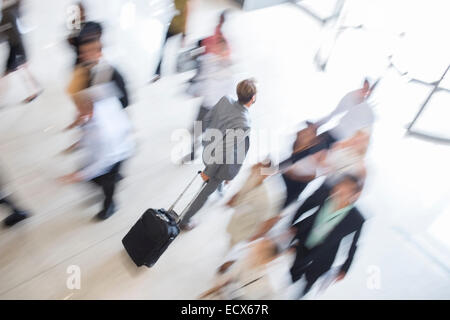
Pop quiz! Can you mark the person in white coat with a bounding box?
[60,87,135,220]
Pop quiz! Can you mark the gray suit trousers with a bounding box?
[179,176,223,226]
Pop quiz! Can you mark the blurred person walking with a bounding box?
[151,0,190,82]
[179,79,257,231]
[281,124,326,209]
[225,161,278,247]
[289,175,366,297]
[312,79,375,147]
[1,0,42,103]
[183,12,234,162]
[201,10,229,57]
[61,68,134,220]
[281,127,370,209]
[287,129,370,213]
[182,10,230,85]
[319,129,370,187]
[199,237,294,300]
[281,79,376,168]
[75,29,129,109]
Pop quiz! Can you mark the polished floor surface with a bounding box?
[0,0,449,299]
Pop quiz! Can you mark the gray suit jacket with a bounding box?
[202,96,251,181]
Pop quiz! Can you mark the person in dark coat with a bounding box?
[289,174,365,297]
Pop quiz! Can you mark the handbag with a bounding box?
[176,45,205,73]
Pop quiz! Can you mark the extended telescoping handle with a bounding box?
[178,180,208,222]
[168,171,204,212]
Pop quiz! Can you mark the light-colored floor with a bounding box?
[0,0,449,299]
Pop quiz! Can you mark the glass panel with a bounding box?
[428,211,450,250]
[295,0,340,18]
[439,69,450,91]
[411,90,450,139]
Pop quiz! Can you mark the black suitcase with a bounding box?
[122,171,206,267]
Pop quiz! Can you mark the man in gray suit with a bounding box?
[180,79,257,231]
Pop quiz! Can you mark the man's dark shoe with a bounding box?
[179,221,197,232]
[3,210,29,227]
[96,203,116,220]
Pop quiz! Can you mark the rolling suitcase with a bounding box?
[122,171,207,267]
